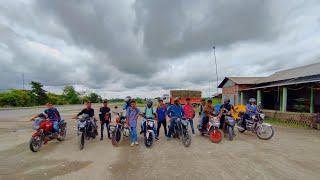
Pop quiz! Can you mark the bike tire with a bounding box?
[256,125,274,140]
[144,131,155,148]
[210,129,222,143]
[228,126,234,141]
[29,136,43,152]
[79,132,85,150]
[112,128,123,147]
[182,131,192,147]
[57,127,67,141]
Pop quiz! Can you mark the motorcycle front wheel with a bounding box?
[228,126,234,141]
[210,128,222,143]
[182,130,191,147]
[144,131,155,148]
[29,136,43,152]
[256,125,274,140]
[112,128,123,147]
[78,132,85,150]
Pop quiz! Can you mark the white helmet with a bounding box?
[125,96,131,102]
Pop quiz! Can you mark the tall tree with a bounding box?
[88,92,102,103]
[30,81,48,105]
[62,86,80,104]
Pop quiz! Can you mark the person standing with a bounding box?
[99,100,111,140]
[126,100,142,147]
[198,99,206,126]
[156,99,167,138]
[183,98,195,135]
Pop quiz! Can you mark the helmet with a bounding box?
[224,98,230,103]
[147,100,153,106]
[174,97,180,102]
[249,98,256,103]
[125,96,131,102]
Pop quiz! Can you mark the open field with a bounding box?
[1,104,320,180]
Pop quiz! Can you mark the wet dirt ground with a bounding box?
[1,104,320,180]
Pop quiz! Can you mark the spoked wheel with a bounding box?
[182,131,191,147]
[256,125,274,140]
[79,132,85,150]
[112,128,123,147]
[210,128,222,143]
[228,126,234,141]
[29,136,43,152]
[144,131,155,148]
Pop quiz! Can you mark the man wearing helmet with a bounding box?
[123,96,132,111]
[243,98,258,130]
[219,98,235,130]
[166,97,185,140]
[141,100,159,140]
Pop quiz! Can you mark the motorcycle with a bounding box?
[169,116,192,147]
[29,117,67,152]
[110,107,130,147]
[197,114,222,143]
[236,111,274,140]
[220,108,236,141]
[77,114,98,150]
[141,116,156,148]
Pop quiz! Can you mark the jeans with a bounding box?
[199,114,205,125]
[202,116,209,131]
[130,126,138,143]
[53,121,59,133]
[101,121,110,138]
[157,120,167,136]
[167,118,177,137]
[189,119,195,134]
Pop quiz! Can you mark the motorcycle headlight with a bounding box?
[260,114,265,120]
[78,121,86,128]
[148,122,154,127]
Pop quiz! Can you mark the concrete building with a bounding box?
[218,63,320,114]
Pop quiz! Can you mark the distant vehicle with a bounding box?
[162,90,202,107]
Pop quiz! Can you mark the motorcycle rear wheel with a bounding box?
[228,126,234,141]
[182,131,191,147]
[144,132,155,148]
[79,132,85,150]
[210,129,222,143]
[57,128,67,141]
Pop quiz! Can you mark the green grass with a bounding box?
[264,118,309,129]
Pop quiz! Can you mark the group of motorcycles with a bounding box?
[29,106,274,152]
[197,108,274,143]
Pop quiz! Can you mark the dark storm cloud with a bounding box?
[1,0,320,97]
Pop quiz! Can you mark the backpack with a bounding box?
[144,107,154,115]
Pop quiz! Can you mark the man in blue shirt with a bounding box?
[31,102,61,134]
[243,98,257,130]
[126,100,142,147]
[166,97,184,140]
[156,99,167,137]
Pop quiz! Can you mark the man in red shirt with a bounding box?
[183,98,195,135]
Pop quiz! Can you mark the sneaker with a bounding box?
[135,141,139,146]
[100,137,103,141]
[108,137,112,140]
[166,136,171,140]
[156,137,159,141]
[131,142,135,147]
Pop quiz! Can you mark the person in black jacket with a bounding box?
[73,101,98,135]
[99,100,112,140]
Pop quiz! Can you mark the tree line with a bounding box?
[0,81,104,107]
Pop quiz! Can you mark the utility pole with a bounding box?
[22,73,25,90]
[213,46,219,93]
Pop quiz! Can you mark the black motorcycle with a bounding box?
[169,116,192,147]
[77,114,98,150]
[110,106,130,147]
[220,108,236,141]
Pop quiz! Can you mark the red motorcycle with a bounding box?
[29,118,67,152]
[197,115,222,143]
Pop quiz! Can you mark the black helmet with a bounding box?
[224,98,230,103]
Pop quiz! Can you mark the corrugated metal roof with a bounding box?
[218,77,262,88]
[256,62,320,83]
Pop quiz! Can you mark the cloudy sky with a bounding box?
[0,0,320,98]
